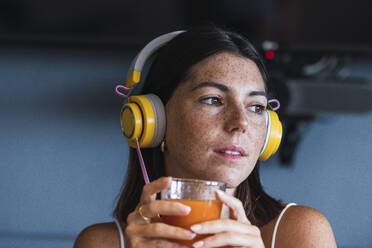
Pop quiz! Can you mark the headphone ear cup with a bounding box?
[121,103,143,148]
[144,94,166,147]
[121,94,165,148]
[259,110,283,161]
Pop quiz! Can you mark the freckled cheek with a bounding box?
[181,114,216,145]
[247,118,267,150]
[166,109,214,149]
[173,111,217,152]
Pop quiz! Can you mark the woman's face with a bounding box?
[164,52,268,188]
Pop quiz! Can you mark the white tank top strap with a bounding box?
[271,202,297,248]
[114,219,125,248]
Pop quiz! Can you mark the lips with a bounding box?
[214,146,247,159]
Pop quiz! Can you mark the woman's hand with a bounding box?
[190,190,265,248]
[125,177,196,248]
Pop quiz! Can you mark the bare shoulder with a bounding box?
[73,222,121,248]
[275,205,337,248]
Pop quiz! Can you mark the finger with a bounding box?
[192,232,264,248]
[126,222,196,241]
[216,190,250,223]
[142,239,190,248]
[138,200,191,219]
[127,210,138,224]
[129,198,191,225]
[140,177,172,204]
[190,219,260,235]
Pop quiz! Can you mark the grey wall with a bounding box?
[0,46,130,248]
[1,46,371,248]
[262,114,372,248]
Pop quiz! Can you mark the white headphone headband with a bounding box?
[125,30,186,88]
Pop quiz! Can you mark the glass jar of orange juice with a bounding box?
[160,178,226,246]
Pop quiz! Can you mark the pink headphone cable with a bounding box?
[135,139,150,184]
[115,84,132,98]
[268,99,280,111]
[115,84,150,184]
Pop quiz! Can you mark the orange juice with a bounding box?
[162,199,222,246]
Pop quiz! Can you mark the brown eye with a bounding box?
[200,96,223,106]
[249,105,266,114]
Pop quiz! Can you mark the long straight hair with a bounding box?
[113,24,283,227]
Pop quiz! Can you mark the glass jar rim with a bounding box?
[170,177,226,187]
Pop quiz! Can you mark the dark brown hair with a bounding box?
[114,24,283,227]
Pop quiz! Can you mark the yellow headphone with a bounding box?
[119,31,282,161]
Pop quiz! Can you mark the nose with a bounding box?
[224,102,249,134]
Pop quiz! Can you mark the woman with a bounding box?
[74,24,337,248]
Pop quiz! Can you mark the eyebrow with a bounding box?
[191,81,228,92]
[191,81,267,98]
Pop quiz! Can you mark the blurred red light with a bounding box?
[265,50,275,60]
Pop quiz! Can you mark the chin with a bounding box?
[203,170,247,189]
[224,179,245,189]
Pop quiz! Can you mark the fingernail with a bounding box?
[184,206,191,213]
[216,190,224,196]
[187,232,196,239]
[193,241,204,248]
[190,224,201,232]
